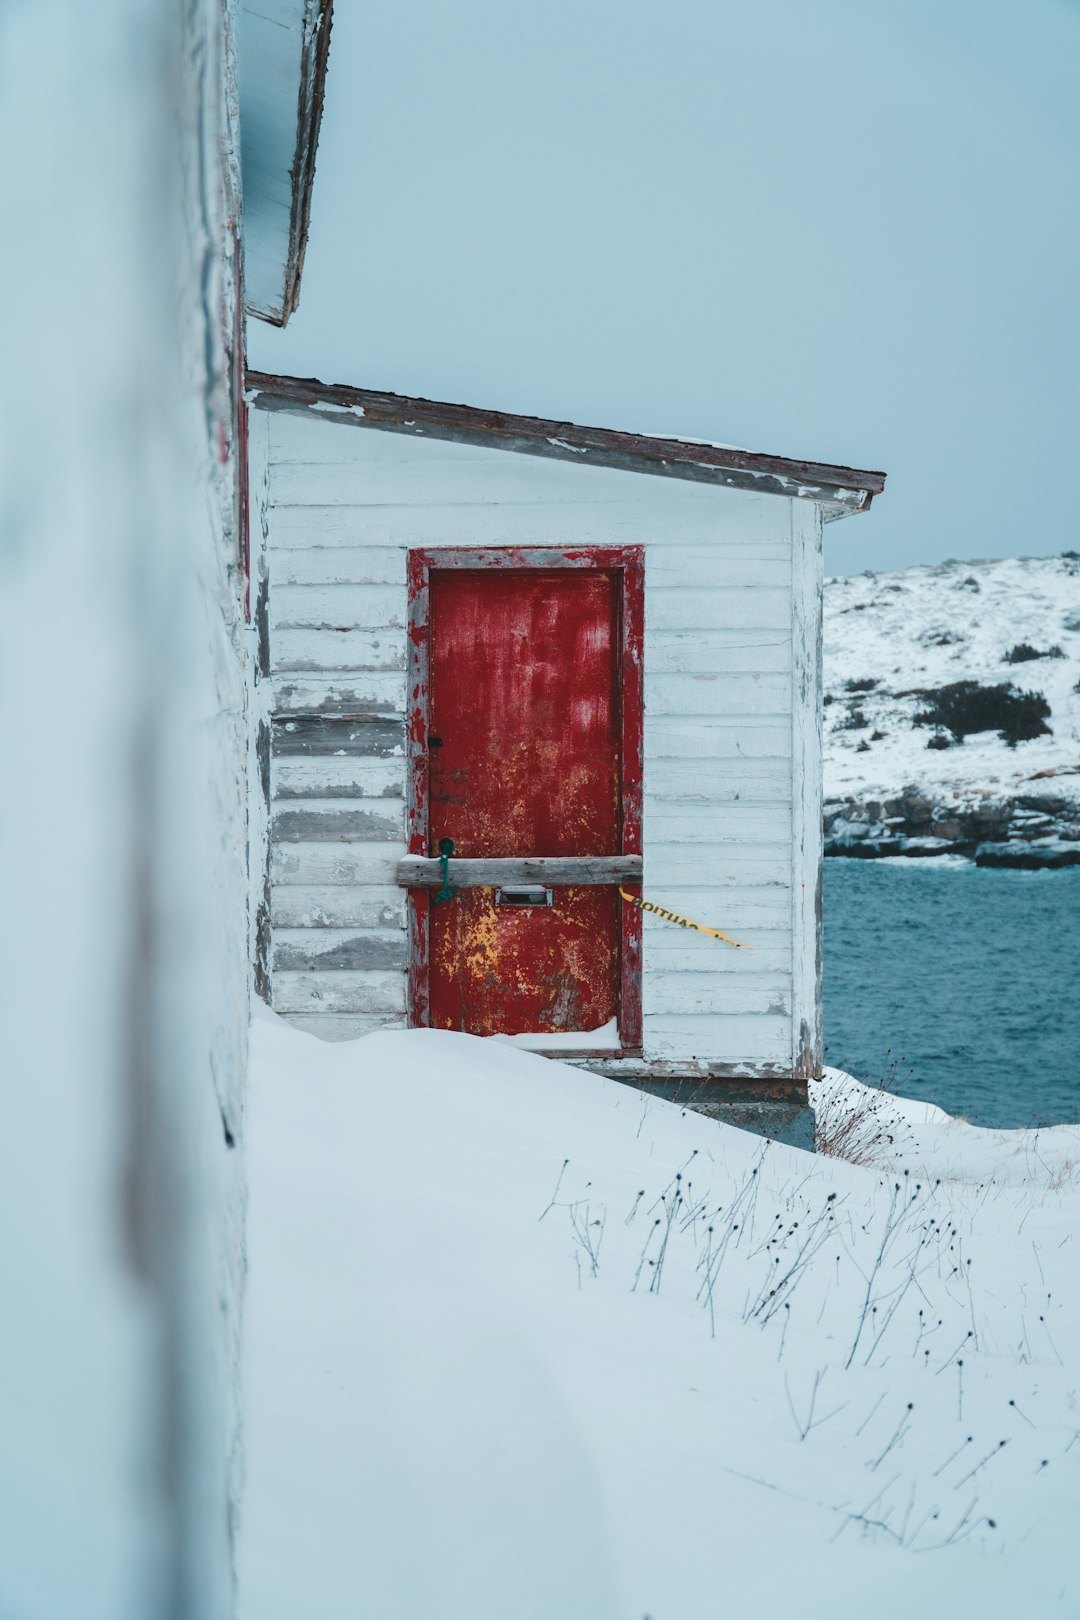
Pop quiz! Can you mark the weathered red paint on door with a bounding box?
[427,566,622,1036]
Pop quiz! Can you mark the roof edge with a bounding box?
[247,370,886,514]
[247,0,334,327]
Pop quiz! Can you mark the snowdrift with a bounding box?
[239,1011,1080,1620]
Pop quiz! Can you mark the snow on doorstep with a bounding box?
[239,1010,1080,1620]
[824,554,1080,851]
[494,1017,621,1051]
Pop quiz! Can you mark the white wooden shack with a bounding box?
[247,376,885,1140]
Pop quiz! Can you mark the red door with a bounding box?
[411,553,642,1041]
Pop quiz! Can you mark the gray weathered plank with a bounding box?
[271,674,405,716]
[396,854,643,889]
[271,884,406,928]
[570,1056,800,1086]
[272,802,403,843]
[271,716,406,756]
[272,929,408,972]
[272,757,405,800]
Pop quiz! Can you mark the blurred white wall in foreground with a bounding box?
[0,2,250,1615]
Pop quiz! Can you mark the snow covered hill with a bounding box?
[824,553,1080,863]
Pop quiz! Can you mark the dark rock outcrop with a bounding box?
[824,782,1080,867]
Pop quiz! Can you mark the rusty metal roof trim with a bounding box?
[246,371,886,515]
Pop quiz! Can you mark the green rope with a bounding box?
[433,837,459,904]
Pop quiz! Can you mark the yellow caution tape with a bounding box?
[618,887,751,949]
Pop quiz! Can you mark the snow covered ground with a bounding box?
[238,1010,1080,1619]
[824,553,1080,861]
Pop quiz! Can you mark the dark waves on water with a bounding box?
[824,860,1080,1129]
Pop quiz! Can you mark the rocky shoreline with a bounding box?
[821,555,1080,869]
[824,781,1080,868]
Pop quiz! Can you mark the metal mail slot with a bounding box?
[495,886,553,908]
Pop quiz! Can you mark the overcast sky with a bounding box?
[249,0,1080,576]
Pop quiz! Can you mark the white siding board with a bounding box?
[285,1013,400,1041]
[268,501,792,554]
[271,841,400,885]
[647,630,790,675]
[642,933,791,972]
[644,550,790,589]
[643,975,791,1017]
[271,884,406,928]
[644,716,791,761]
[644,759,791,803]
[646,671,791,716]
[645,804,791,844]
[269,546,407,584]
[272,628,407,673]
[644,848,792,886]
[645,1015,792,1063]
[273,970,407,1016]
[639,890,793,930]
[272,758,405,799]
[270,583,406,630]
[267,437,786,517]
[647,588,790,632]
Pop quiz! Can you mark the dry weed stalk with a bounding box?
[815,1084,898,1165]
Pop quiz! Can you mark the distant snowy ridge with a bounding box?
[823,553,1080,865]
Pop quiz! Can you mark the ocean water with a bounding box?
[823,859,1080,1129]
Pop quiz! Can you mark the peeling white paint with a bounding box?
[311,400,367,418]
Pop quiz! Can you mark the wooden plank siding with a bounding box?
[255,399,826,1071]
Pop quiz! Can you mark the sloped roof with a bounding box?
[238,0,333,326]
[248,371,887,518]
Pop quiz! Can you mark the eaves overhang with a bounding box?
[247,371,887,518]
[238,0,333,326]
